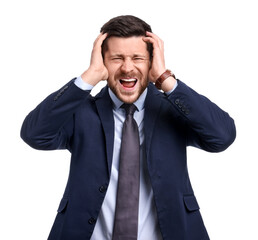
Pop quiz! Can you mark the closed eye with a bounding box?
[111,57,123,62]
[133,57,146,61]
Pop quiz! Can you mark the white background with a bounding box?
[0,0,257,239]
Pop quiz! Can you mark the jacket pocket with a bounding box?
[57,198,68,213]
[183,195,200,212]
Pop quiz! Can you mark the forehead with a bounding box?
[105,36,149,55]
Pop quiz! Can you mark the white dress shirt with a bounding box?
[74,77,177,239]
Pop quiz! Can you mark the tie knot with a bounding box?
[122,104,137,116]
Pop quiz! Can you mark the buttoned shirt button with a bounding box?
[99,185,107,193]
[88,217,96,225]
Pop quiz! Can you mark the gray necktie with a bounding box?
[112,104,140,240]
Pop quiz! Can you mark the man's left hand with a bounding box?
[143,32,176,92]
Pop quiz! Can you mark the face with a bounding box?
[104,36,151,103]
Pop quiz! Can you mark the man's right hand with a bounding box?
[81,33,108,86]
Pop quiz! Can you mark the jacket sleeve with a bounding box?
[167,80,236,152]
[20,79,90,151]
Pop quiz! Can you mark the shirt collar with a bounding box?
[108,87,147,111]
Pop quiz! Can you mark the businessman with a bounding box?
[21,15,236,240]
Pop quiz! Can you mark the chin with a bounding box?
[118,94,139,104]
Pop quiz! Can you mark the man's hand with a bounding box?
[81,33,109,86]
[143,32,166,82]
[143,32,176,92]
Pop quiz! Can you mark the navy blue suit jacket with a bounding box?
[21,79,236,240]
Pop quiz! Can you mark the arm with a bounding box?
[20,80,90,150]
[143,32,236,152]
[167,80,236,152]
[21,33,108,150]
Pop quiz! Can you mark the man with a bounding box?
[21,15,236,240]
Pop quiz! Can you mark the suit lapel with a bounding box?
[144,84,162,159]
[95,86,115,177]
[94,83,162,175]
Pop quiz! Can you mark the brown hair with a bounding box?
[100,15,153,59]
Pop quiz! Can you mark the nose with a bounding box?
[120,58,134,73]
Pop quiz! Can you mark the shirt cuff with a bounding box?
[74,76,94,91]
[165,80,178,95]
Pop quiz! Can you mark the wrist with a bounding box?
[155,69,176,91]
[81,68,103,86]
[161,76,177,92]
[75,76,94,91]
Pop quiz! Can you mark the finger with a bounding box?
[94,33,108,47]
[142,36,155,44]
[93,32,108,48]
[144,32,164,49]
[146,31,158,38]
[143,36,163,51]
[146,31,163,44]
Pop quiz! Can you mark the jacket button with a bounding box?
[99,186,107,193]
[88,217,96,225]
[175,99,180,105]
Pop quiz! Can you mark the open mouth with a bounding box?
[119,78,138,89]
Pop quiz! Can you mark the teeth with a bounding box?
[120,78,136,82]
